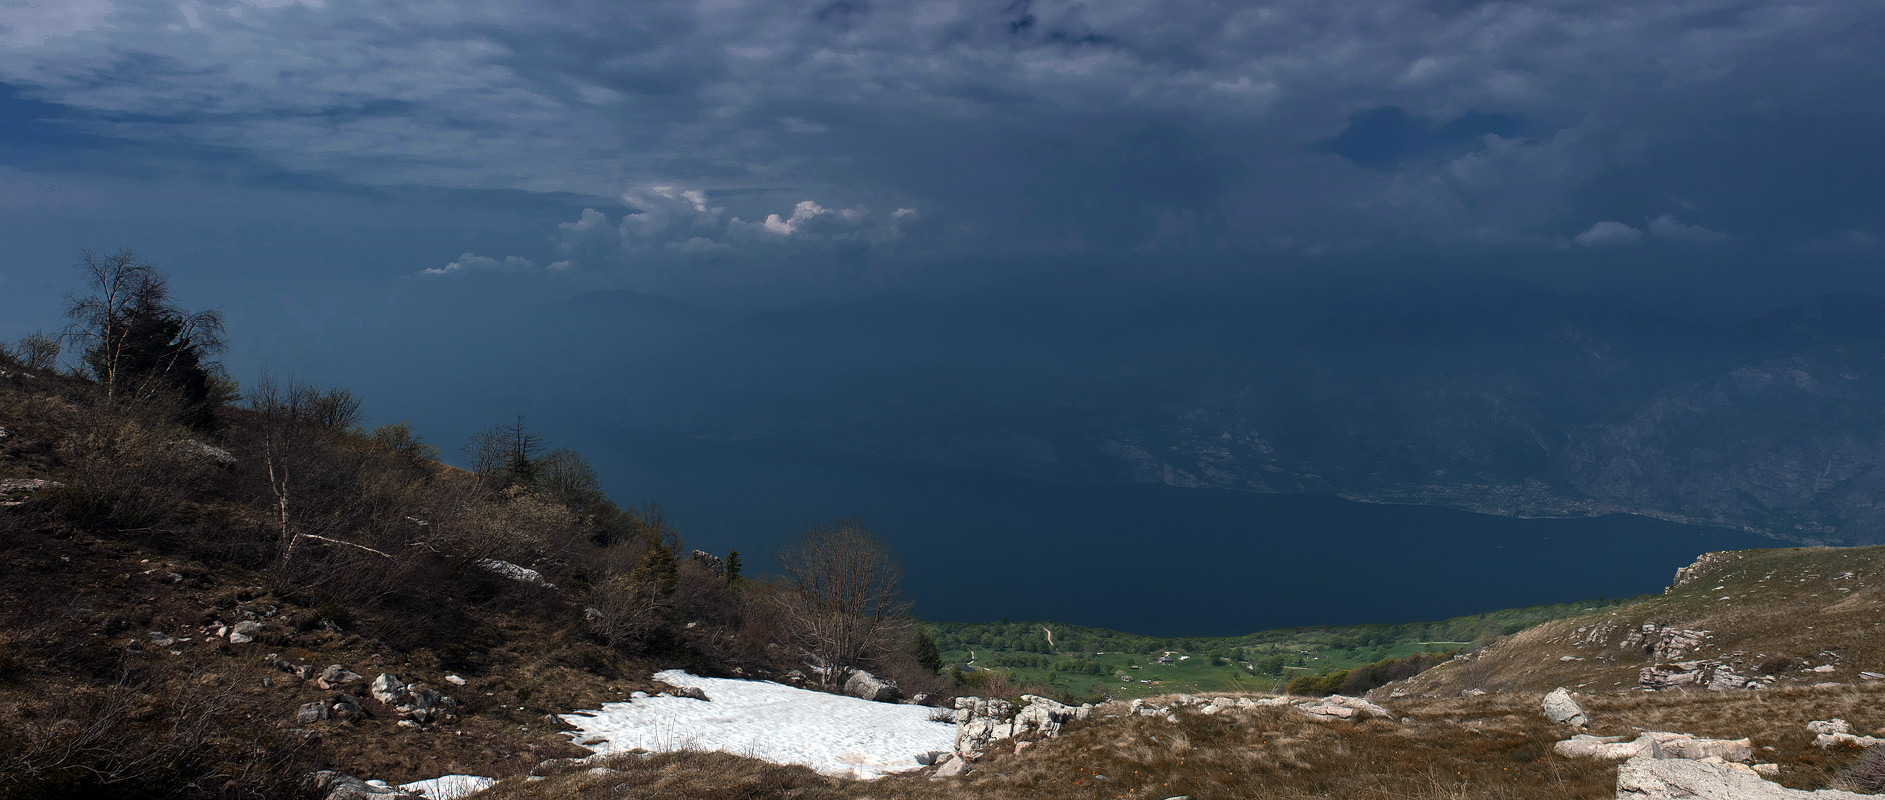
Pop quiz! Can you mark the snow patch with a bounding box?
[398,775,496,800]
[560,670,955,779]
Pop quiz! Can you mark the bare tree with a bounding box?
[464,415,544,488]
[7,331,61,371]
[774,519,912,686]
[248,373,389,566]
[62,249,225,407]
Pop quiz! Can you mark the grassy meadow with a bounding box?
[927,597,1638,700]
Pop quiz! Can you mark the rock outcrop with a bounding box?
[1556,732,1752,762]
[477,559,556,589]
[1617,756,1867,799]
[1809,719,1884,748]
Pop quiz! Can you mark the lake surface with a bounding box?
[561,424,1779,637]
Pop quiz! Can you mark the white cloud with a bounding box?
[621,186,722,240]
[1573,220,1645,247]
[420,252,536,276]
[1646,214,1727,244]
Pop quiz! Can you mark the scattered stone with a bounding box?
[371,674,406,704]
[1296,695,1392,721]
[444,675,467,686]
[317,665,365,690]
[228,620,263,644]
[1860,672,1884,681]
[1542,687,1589,727]
[931,755,970,779]
[392,685,456,724]
[1809,719,1883,748]
[297,702,331,724]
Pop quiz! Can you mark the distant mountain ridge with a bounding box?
[562,281,1885,545]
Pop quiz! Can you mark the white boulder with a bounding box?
[1543,687,1589,727]
[843,670,899,702]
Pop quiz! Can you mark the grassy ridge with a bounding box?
[927,597,1640,698]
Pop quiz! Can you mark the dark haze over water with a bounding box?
[580,427,1779,637]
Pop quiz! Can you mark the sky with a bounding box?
[0,0,1881,383]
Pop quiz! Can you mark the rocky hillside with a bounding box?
[469,547,1885,800]
[1395,546,1885,698]
[0,351,940,799]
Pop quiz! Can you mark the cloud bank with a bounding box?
[0,0,1877,288]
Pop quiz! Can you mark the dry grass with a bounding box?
[1402,546,1885,699]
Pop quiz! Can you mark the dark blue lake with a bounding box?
[563,425,1777,637]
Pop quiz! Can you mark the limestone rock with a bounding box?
[1542,687,1589,727]
[1558,732,1752,762]
[228,620,263,644]
[843,670,899,702]
[1296,694,1392,721]
[1710,666,1758,691]
[168,440,236,467]
[1807,719,1851,736]
[1641,661,1715,690]
[476,559,556,590]
[1013,695,1089,739]
[688,550,725,573]
[306,771,419,800]
[1662,737,1752,762]
[317,665,365,690]
[1617,756,1867,799]
[371,674,406,704]
[930,755,970,779]
[297,702,331,724]
[1556,734,1645,760]
[393,685,455,724]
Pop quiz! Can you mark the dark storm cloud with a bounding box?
[0,0,1878,289]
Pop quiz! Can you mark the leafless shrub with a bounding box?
[0,664,312,800]
[774,519,912,686]
[52,403,213,528]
